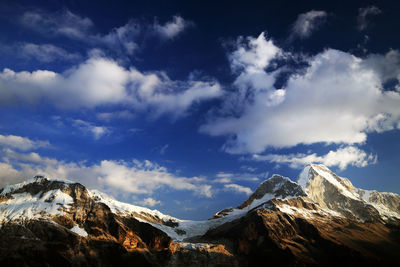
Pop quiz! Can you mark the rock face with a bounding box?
[1,165,400,266]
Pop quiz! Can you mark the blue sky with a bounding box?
[0,0,400,219]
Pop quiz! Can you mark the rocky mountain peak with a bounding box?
[237,174,306,210]
[297,164,400,222]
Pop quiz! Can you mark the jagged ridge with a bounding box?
[1,165,400,266]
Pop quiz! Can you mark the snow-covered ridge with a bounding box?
[0,175,74,196]
[88,189,180,224]
[0,176,180,226]
[0,189,73,224]
[1,166,399,241]
[237,174,307,209]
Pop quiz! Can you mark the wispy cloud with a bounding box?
[213,172,260,184]
[71,119,111,140]
[290,10,327,40]
[97,110,135,122]
[224,183,252,195]
[357,6,382,31]
[19,9,191,56]
[9,43,81,62]
[135,197,162,207]
[20,9,94,40]
[152,16,193,40]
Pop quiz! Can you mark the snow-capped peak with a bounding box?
[237,174,306,210]
[296,164,400,221]
[297,164,358,199]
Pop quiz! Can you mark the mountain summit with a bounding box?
[298,164,400,222]
[1,165,400,266]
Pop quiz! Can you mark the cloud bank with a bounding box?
[0,142,213,198]
[253,146,377,170]
[0,56,222,117]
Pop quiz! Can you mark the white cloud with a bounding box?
[0,149,213,198]
[153,16,192,40]
[362,49,400,84]
[0,134,49,151]
[0,162,28,186]
[290,10,327,39]
[71,119,111,140]
[357,6,382,31]
[2,148,57,165]
[214,172,233,183]
[216,33,282,116]
[0,56,222,116]
[136,197,161,207]
[201,33,400,154]
[253,146,377,170]
[224,183,252,195]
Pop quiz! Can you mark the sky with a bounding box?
[0,0,400,220]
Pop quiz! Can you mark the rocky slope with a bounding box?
[0,165,399,266]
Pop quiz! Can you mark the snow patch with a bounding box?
[0,176,75,196]
[70,225,88,237]
[277,203,342,220]
[297,165,311,189]
[309,164,358,200]
[0,189,73,223]
[88,189,179,223]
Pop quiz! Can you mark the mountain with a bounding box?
[0,165,400,266]
[298,164,400,222]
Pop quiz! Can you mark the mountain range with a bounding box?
[0,164,399,266]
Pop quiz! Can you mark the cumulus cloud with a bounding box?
[0,134,49,151]
[224,183,252,195]
[218,33,282,116]
[152,16,193,40]
[290,10,327,39]
[357,6,382,31]
[362,49,400,85]
[136,197,161,207]
[0,148,213,198]
[0,56,222,116]
[253,146,377,170]
[201,33,400,154]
